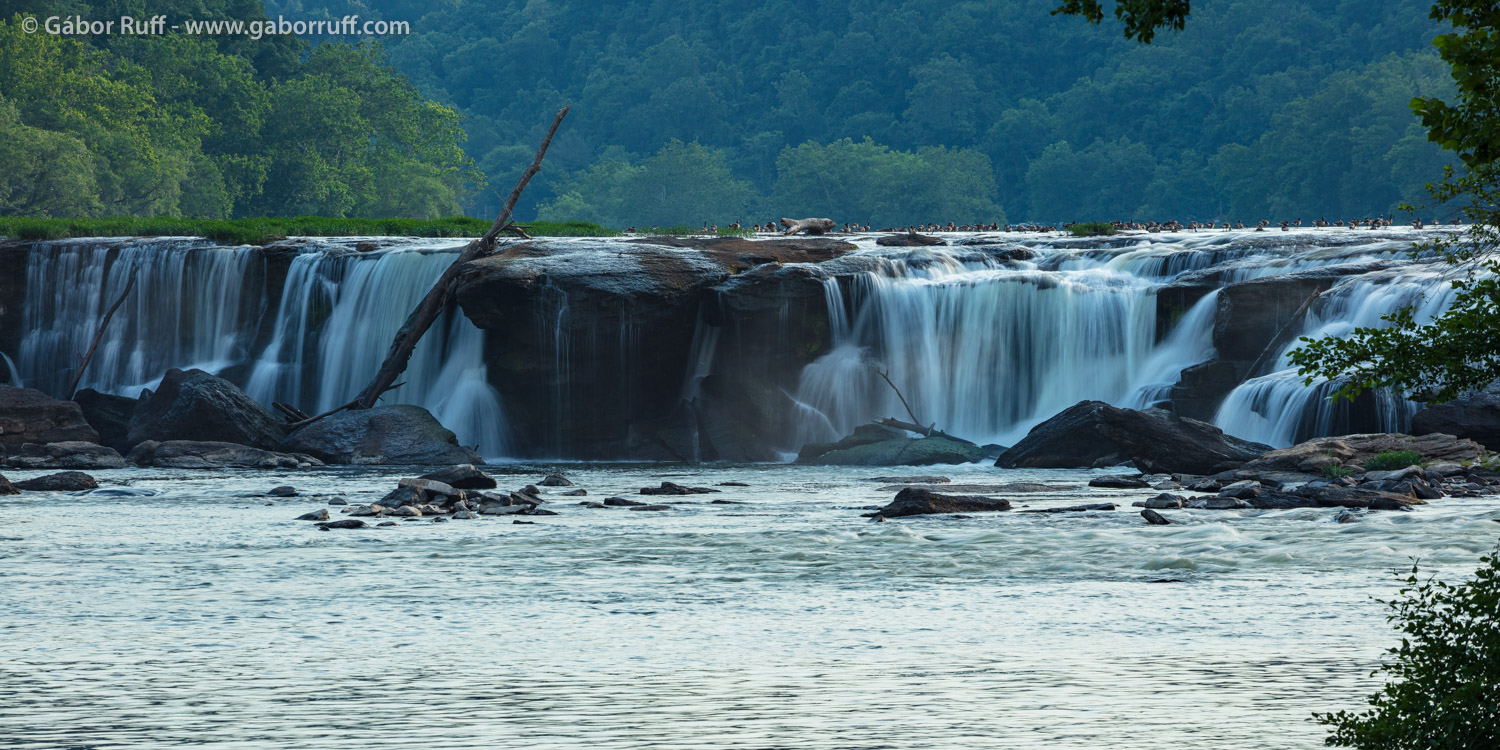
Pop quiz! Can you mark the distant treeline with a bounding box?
[265,0,1457,225]
[0,216,613,244]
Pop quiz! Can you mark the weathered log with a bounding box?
[67,272,136,399]
[874,418,973,445]
[781,217,836,236]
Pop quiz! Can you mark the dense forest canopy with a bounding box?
[0,0,1462,225]
[0,0,476,219]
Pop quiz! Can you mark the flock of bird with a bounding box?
[620,216,1458,236]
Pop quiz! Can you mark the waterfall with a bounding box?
[13,238,507,458]
[1213,265,1458,447]
[245,245,508,457]
[1123,288,1220,409]
[17,239,261,397]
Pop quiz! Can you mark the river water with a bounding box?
[3,463,1497,749]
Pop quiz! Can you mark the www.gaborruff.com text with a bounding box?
[23,15,410,39]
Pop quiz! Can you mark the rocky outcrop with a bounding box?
[455,237,854,459]
[12,471,98,491]
[2,441,126,469]
[996,400,1271,474]
[280,405,481,465]
[0,473,16,495]
[864,488,1012,518]
[127,369,285,450]
[1412,383,1500,451]
[0,386,99,447]
[876,232,945,247]
[798,423,988,466]
[127,440,323,469]
[73,389,136,454]
[1239,433,1485,475]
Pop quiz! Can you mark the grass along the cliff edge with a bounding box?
[0,217,621,244]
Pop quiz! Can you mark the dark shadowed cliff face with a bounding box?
[454,237,856,459]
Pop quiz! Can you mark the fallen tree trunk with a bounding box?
[875,418,974,445]
[67,272,136,399]
[287,106,570,428]
[781,217,836,236]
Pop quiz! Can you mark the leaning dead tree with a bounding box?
[285,106,571,429]
[871,366,973,444]
[67,271,137,399]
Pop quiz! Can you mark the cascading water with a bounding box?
[17,239,262,397]
[13,238,507,458]
[1213,264,1459,447]
[245,244,507,457]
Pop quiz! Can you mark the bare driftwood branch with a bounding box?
[272,402,311,422]
[870,367,977,444]
[873,367,925,430]
[285,382,404,430]
[67,272,136,399]
[282,106,569,431]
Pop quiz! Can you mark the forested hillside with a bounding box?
[0,0,475,219]
[267,0,1456,226]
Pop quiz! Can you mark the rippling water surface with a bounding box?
[3,463,1497,749]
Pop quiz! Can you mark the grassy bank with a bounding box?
[0,217,620,245]
[1067,222,1118,237]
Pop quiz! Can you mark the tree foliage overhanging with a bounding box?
[0,0,477,220]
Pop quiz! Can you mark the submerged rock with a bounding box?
[864,488,1012,518]
[798,424,988,466]
[1020,503,1117,513]
[128,440,322,469]
[317,519,367,530]
[1141,509,1172,525]
[266,485,298,497]
[12,471,98,492]
[1089,475,1149,489]
[640,481,719,495]
[0,385,100,447]
[629,504,672,511]
[996,401,1271,474]
[2,441,127,469]
[604,496,646,506]
[280,405,482,466]
[865,475,950,484]
[127,368,286,450]
[295,509,330,521]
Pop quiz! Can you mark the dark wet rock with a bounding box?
[1142,509,1171,525]
[1089,475,1149,489]
[997,401,1270,474]
[1192,496,1250,510]
[267,485,298,497]
[525,508,559,516]
[431,516,448,523]
[876,232,946,247]
[1333,509,1359,524]
[799,424,988,466]
[560,488,587,496]
[3,441,127,469]
[347,504,385,517]
[1218,480,1262,499]
[380,485,426,508]
[1213,263,1397,362]
[604,496,646,507]
[316,519,366,530]
[397,478,460,499]
[539,473,574,487]
[1168,360,1244,422]
[641,481,719,496]
[1144,493,1186,509]
[477,501,527,516]
[127,369,285,450]
[1411,382,1500,451]
[865,475,950,484]
[376,521,398,527]
[12,471,98,492]
[1020,503,1117,513]
[879,482,1078,493]
[280,404,481,466]
[452,510,477,519]
[72,389,136,454]
[296,509,330,521]
[128,440,322,469]
[0,473,16,495]
[0,385,100,447]
[629,504,672,511]
[717,481,751,487]
[418,465,497,490]
[864,488,1012,518]
[711,499,743,504]
[579,501,607,508]
[522,485,542,496]
[387,505,422,517]
[1242,432,1484,475]
[1249,484,1418,511]
[513,520,536,524]
[328,497,349,506]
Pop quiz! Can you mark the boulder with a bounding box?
[1142,509,1171,525]
[127,368,286,450]
[641,481,719,496]
[128,440,323,469]
[1240,433,1485,475]
[1412,382,1500,451]
[266,485,298,497]
[72,389,136,454]
[397,477,461,499]
[604,496,646,507]
[379,485,426,508]
[798,424,988,466]
[419,465,497,490]
[280,405,482,466]
[296,509,331,521]
[1089,475,1149,489]
[1144,493,1186,509]
[12,471,98,491]
[0,386,99,447]
[864,488,1013,518]
[538,473,574,487]
[876,232,946,247]
[996,401,1271,474]
[2,441,126,469]
[0,473,16,495]
[317,519,367,530]
[628,504,672,511]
